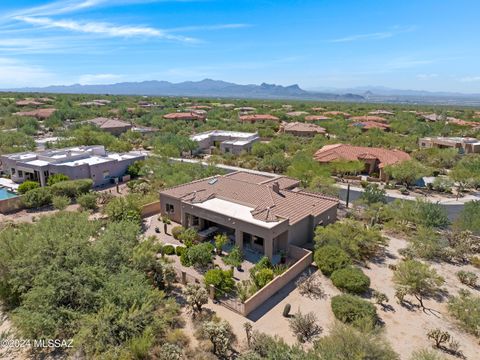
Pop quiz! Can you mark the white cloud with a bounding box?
[459,76,480,83]
[78,73,124,84]
[328,25,416,43]
[384,57,434,70]
[168,23,251,32]
[0,58,58,87]
[416,73,439,79]
[15,16,198,42]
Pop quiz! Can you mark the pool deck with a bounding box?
[0,178,19,191]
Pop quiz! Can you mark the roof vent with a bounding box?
[208,178,218,185]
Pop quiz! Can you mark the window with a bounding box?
[253,236,264,247]
[103,170,110,179]
[166,203,174,213]
[18,170,23,177]
[11,168,16,175]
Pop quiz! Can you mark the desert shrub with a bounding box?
[222,246,243,268]
[447,290,480,337]
[175,246,186,256]
[180,242,214,268]
[314,245,351,276]
[163,245,175,255]
[426,329,450,348]
[104,196,142,224]
[204,268,235,296]
[171,226,184,240]
[313,322,399,360]
[22,187,52,208]
[409,348,446,360]
[178,228,199,247]
[77,192,98,211]
[50,179,93,198]
[52,195,70,210]
[456,270,478,287]
[314,220,386,262]
[471,256,480,268]
[331,267,370,294]
[18,180,40,194]
[288,310,322,343]
[331,294,377,326]
[47,173,69,186]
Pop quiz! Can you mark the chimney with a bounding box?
[272,181,280,194]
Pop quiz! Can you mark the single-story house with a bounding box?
[279,122,326,137]
[239,114,280,123]
[419,137,480,154]
[163,112,206,121]
[14,108,57,120]
[88,117,133,136]
[351,121,390,132]
[314,144,411,180]
[159,171,338,259]
[190,130,260,155]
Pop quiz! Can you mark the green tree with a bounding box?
[360,184,387,205]
[393,260,445,310]
[314,220,386,262]
[223,246,244,268]
[287,152,331,187]
[214,233,228,255]
[104,196,142,224]
[384,160,431,188]
[329,159,364,178]
[454,200,480,235]
[180,242,214,268]
[204,269,235,296]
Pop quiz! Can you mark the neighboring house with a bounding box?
[279,122,326,137]
[190,130,260,155]
[419,137,480,154]
[323,111,351,118]
[79,99,110,107]
[311,107,326,112]
[0,145,145,187]
[350,115,388,123]
[314,144,411,180]
[286,111,309,117]
[14,108,56,120]
[15,99,44,106]
[422,113,444,122]
[159,171,338,259]
[234,106,256,113]
[447,118,480,129]
[239,114,280,123]
[304,115,331,121]
[163,112,206,121]
[351,121,390,132]
[88,117,133,136]
[368,110,395,116]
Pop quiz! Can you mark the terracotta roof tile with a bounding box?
[314,144,410,168]
[239,114,279,122]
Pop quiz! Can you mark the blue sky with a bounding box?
[1,0,480,92]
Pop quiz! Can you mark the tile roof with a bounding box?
[89,117,132,129]
[16,99,44,106]
[163,112,206,120]
[314,144,410,168]
[160,171,337,224]
[286,111,309,117]
[239,114,280,122]
[280,122,326,134]
[304,115,331,121]
[14,108,56,119]
[350,115,388,123]
[350,121,390,131]
[323,111,351,117]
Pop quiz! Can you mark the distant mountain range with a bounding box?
[5,80,480,105]
[309,86,480,106]
[4,79,363,102]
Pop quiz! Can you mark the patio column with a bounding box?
[199,218,206,230]
[235,229,243,250]
[264,235,273,260]
[181,212,188,227]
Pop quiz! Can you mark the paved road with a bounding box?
[338,188,463,221]
[167,157,466,221]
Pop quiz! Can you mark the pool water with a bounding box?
[0,188,18,200]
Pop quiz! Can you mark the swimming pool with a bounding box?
[0,187,18,200]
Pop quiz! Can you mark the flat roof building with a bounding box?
[419,137,480,154]
[160,171,338,259]
[190,130,260,155]
[0,145,145,187]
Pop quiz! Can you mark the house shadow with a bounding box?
[246,266,316,322]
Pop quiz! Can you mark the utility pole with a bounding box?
[346,183,350,208]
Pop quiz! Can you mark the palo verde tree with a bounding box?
[393,260,445,310]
